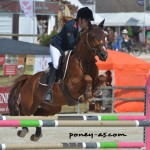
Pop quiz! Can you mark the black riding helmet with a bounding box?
[76,7,94,21]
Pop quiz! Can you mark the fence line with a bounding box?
[0,34,41,37]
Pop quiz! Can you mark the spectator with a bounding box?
[93,75,107,112]
[138,27,145,49]
[122,29,132,52]
[112,32,122,51]
[105,70,112,86]
[146,30,150,49]
[112,34,119,51]
[93,73,112,113]
[107,27,114,49]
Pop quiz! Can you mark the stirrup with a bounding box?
[44,90,53,102]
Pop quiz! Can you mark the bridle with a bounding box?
[86,32,97,55]
[85,27,106,55]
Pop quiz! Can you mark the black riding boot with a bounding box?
[44,64,57,102]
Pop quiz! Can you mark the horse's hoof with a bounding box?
[17,129,29,137]
[30,134,43,141]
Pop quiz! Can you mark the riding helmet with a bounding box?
[76,7,94,21]
[122,29,128,34]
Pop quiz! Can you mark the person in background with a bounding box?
[93,75,107,112]
[112,32,122,51]
[146,29,150,49]
[105,70,112,86]
[138,27,145,49]
[122,29,132,52]
[112,34,119,51]
[106,27,114,49]
[93,72,112,113]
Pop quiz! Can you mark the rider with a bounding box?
[44,7,94,102]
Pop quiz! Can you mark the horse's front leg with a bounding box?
[30,127,42,141]
[79,75,93,103]
[17,127,29,137]
[84,75,93,99]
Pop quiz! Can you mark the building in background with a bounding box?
[0,0,59,43]
[0,0,80,75]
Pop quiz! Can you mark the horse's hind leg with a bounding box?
[29,106,61,141]
[17,127,29,138]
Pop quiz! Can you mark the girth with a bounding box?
[59,80,79,106]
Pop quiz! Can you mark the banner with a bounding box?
[19,0,33,17]
[26,55,35,65]
[4,65,17,76]
[0,55,5,65]
[0,86,11,114]
[0,1,59,15]
[18,55,25,65]
[33,56,51,74]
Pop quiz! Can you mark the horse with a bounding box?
[8,21,108,141]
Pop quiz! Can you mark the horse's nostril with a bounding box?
[101,53,107,61]
[101,53,104,58]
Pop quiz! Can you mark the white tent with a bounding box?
[66,0,150,27]
[67,0,104,24]
[96,12,150,26]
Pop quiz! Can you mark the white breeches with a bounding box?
[49,44,61,69]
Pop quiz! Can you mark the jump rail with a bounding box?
[0,115,146,120]
[0,142,145,149]
[0,120,149,127]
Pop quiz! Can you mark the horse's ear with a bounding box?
[98,19,105,28]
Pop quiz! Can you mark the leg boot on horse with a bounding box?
[44,63,57,102]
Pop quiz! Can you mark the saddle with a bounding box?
[39,51,72,86]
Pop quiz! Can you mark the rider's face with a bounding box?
[78,18,89,30]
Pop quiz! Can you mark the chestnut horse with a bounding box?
[8,21,108,141]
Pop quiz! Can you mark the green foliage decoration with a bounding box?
[39,29,58,47]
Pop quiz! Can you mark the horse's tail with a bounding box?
[8,75,31,116]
